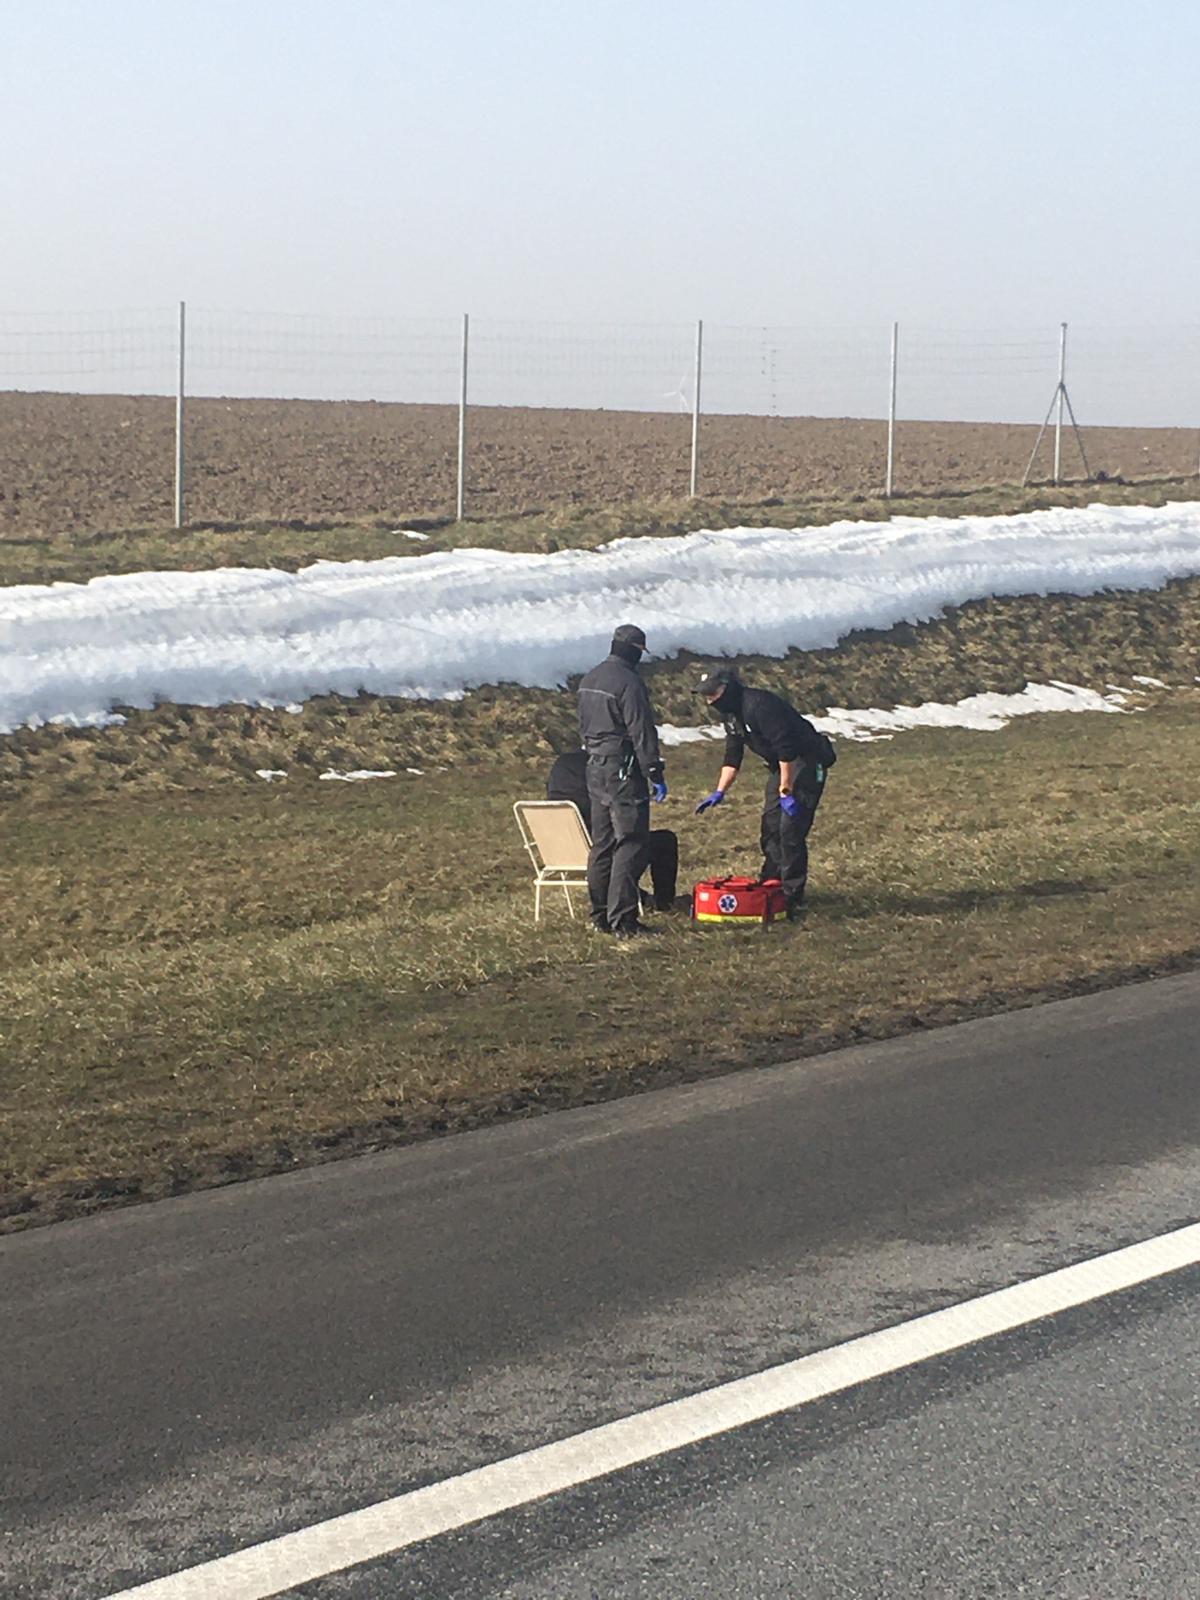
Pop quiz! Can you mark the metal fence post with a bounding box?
[689,319,703,499]
[885,320,898,498]
[174,300,186,528]
[456,312,469,521]
[1054,321,1067,485]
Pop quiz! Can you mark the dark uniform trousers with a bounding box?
[642,831,679,911]
[546,750,677,912]
[586,754,650,932]
[761,762,826,908]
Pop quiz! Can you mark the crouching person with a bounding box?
[694,666,835,923]
[547,747,679,912]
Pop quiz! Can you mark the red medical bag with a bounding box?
[692,876,787,926]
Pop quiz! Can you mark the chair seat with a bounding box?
[513,801,592,923]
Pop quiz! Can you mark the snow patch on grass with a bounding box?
[661,680,1136,747]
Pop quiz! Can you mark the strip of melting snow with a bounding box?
[4,498,1200,735]
[660,680,1134,746]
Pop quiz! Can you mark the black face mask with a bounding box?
[710,680,742,715]
[611,641,643,667]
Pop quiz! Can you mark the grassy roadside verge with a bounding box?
[3,474,1199,587]
[3,689,1198,1232]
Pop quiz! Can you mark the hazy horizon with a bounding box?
[5,1,1200,424]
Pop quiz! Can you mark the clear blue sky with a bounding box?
[6,0,1199,326]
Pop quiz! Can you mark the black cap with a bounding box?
[611,623,648,651]
[694,666,739,698]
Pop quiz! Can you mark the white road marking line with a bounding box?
[102,1220,1200,1600]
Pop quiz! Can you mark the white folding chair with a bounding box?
[513,801,592,922]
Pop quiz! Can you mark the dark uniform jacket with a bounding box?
[721,686,835,775]
[546,749,592,827]
[577,653,663,781]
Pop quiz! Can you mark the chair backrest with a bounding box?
[514,801,591,871]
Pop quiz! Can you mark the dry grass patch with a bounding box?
[3,690,1198,1230]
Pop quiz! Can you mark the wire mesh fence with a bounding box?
[0,308,177,389]
[1,307,1198,534]
[187,310,464,404]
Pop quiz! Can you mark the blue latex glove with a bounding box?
[779,793,802,818]
[650,779,668,803]
[695,790,725,814]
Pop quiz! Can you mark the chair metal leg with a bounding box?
[535,880,542,922]
[562,880,575,918]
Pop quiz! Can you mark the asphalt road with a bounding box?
[4,971,1200,1598]
[303,1268,1200,1599]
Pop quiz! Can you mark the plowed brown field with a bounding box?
[2,391,1197,535]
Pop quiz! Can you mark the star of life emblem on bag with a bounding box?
[718,892,738,913]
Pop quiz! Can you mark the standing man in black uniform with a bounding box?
[577,623,667,938]
[546,747,679,911]
[693,666,835,922]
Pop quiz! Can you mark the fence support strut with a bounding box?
[1023,321,1091,487]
